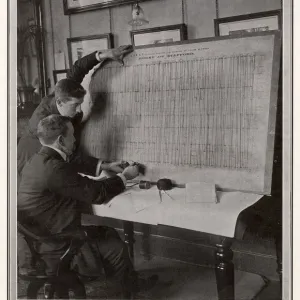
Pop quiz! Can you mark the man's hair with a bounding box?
[55,78,86,102]
[37,114,71,145]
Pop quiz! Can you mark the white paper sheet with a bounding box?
[185,182,217,203]
[130,191,160,212]
[107,188,160,213]
[92,187,263,237]
[158,191,263,237]
[92,189,160,225]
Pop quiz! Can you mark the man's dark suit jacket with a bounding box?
[18,146,125,234]
[18,146,125,275]
[17,51,101,184]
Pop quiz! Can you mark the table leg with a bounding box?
[215,238,234,300]
[123,221,135,261]
[141,224,151,261]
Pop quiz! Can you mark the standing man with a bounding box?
[18,114,158,296]
[17,45,133,186]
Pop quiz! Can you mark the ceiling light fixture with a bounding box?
[128,1,149,26]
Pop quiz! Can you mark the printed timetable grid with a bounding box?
[84,54,264,170]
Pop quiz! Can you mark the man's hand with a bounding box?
[122,165,140,180]
[101,161,128,174]
[98,45,133,66]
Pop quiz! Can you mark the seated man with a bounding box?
[17,45,133,188]
[18,114,157,296]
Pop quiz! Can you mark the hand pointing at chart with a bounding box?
[97,45,133,66]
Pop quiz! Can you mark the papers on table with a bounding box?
[159,191,263,237]
[92,187,161,225]
[185,182,217,203]
[92,185,263,237]
[95,182,219,215]
[109,189,160,213]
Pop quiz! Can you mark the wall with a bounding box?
[42,0,281,90]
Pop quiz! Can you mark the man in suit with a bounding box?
[17,45,133,185]
[18,114,158,296]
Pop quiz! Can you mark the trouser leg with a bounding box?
[92,227,134,278]
[40,226,136,296]
[88,227,136,297]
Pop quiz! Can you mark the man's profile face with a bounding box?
[57,97,83,118]
[60,122,76,156]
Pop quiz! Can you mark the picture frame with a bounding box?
[53,69,69,84]
[63,0,151,15]
[67,33,113,67]
[130,24,187,47]
[214,9,282,37]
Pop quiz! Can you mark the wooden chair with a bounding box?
[17,222,89,299]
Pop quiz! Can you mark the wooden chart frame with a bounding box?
[86,31,281,194]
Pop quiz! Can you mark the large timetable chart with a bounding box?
[81,32,281,194]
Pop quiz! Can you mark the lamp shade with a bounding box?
[128,3,149,26]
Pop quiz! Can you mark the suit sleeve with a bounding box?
[68,151,100,176]
[47,161,125,204]
[67,51,102,84]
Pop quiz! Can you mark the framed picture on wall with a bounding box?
[63,0,151,15]
[130,24,187,47]
[214,10,282,36]
[53,69,69,84]
[67,34,113,67]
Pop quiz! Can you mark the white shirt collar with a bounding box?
[43,145,67,161]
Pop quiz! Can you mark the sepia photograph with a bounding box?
[10,0,293,299]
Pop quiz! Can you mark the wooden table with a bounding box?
[93,186,263,300]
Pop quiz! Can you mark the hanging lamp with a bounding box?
[128,1,149,26]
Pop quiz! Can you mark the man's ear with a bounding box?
[58,135,64,146]
[56,98,62,106]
